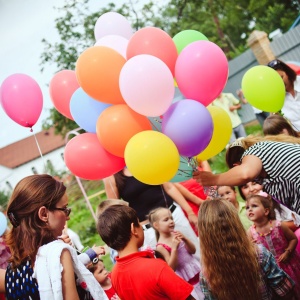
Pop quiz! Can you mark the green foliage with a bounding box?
[0,190,10,211]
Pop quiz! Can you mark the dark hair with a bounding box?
[263,114,299,137]
[217,186,235,192]
[5,174,66,268]
[267,59,297,84]
[246,195,276,220]
[87,258,104,273]
[97,205,140,251]
[225,146,245,169]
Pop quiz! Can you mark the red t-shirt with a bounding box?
[112,251,193,300]
[104,275,119,299]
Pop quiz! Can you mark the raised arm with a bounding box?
[103,176,119,199]
[174,183,205,206]
[193,155,263,187]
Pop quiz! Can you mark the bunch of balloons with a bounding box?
[49,12,232,184]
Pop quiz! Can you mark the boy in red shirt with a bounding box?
[97,205,194,300]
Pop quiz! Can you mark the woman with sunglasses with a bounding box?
[3,174,107,300]
[268,59,300,131]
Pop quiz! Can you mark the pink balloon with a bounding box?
[94,35,128,58]
[0,73,43,128]
[94,12,133,41]
[49,70,79,120]
[64,133,125,180]
[175,41,228,106]
[119,54,175,117]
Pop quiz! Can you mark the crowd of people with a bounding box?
[0,58,300,299]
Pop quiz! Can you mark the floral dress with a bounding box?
[250,220,300,298]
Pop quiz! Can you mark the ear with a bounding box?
[264,208,270,217]
[152,221,159,231]
[38,206,49,223]
[131,223,138,237]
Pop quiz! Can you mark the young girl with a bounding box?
[198,199,294,299]
[87,258,119,300]
[216,186,252,230]
[148,207,203,299]
[246,194,300,297]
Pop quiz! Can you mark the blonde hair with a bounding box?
[198,200,260,299]
[148,207,170,241]
[226,134,300,168]
[97,199,129,216]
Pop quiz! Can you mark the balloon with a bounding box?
[0,212,7,236]
[0,73,43,128]
[173,30,208,54]
[119,54,174,116]
[126,27,178,76]
[125,131,179,185]
[96,104,152,157]
[76,46,126,104]
[49,70,79,120]
[70,88,111,133]
[170,157,194,182]
[94,12,133,41]
[162,100,213,157]
[64,133,125,180]
[242,66,285,112]
[175,41,228,106]
[196,106,232,161]
[95,35,128,58]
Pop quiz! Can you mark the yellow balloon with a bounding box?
[125,131,179,185]
[196,106,232,161]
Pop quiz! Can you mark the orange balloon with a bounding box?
[96,104,152,157]
[76,46,126,104]
[49,70,79,120]
[127,27,178,76]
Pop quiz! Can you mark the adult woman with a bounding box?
[268,59,300,131]
[263,114,300,137]
[103,168,200,256]
[198,200,295,299]
[4,174,106,300]
[193,134,300,214]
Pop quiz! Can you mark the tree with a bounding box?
[40,0,299,135]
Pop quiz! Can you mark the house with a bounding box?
[0,127,67,192]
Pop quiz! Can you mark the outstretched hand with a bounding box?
[192,170,217,186]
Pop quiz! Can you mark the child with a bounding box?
[87,258,119,300]
[97,205,194,300]
[198,199,295,299]
[217,186,252,229]
[246,194,300,297]
[148,207,203,300]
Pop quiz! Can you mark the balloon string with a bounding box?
[32,130,47,172]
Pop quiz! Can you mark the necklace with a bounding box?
[253,220,273,237]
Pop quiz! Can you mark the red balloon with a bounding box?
[126,27,178,76]
[49,70,80,119]
[64,133,125,180]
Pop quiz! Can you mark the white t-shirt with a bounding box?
[282,76,300,131]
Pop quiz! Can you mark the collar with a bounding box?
[115,250,155,262]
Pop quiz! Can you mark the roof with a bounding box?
[0,127,65,168]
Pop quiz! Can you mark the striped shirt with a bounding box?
[242,141,300,214]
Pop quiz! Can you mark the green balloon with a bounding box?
[241,66,285,113]
[173,30,209,54]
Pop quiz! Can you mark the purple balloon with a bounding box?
[162,100,213,157]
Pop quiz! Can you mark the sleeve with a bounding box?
[227,93,240,105]
[158,265,193,299]
[259,245,295,297]
[200,272,216,299]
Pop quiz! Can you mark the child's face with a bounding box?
[240,181,263,198]
[93,261,109,284]
[154,209,175,233]
[217,186,237,205]
[246,198,269,222]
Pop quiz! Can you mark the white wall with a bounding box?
[0,147,67,192]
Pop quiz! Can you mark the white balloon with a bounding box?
[94,35,128,58]
[94,12,133,41]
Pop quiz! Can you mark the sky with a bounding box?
[0,0,124,148]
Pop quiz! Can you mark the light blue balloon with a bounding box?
[0,212,7,236]
[170,156,194,182]
[70,88,111,133]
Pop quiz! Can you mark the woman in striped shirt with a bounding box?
[193,135,300,214]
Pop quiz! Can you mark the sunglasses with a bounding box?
[267,59,281,68]
[51,207,72,216]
